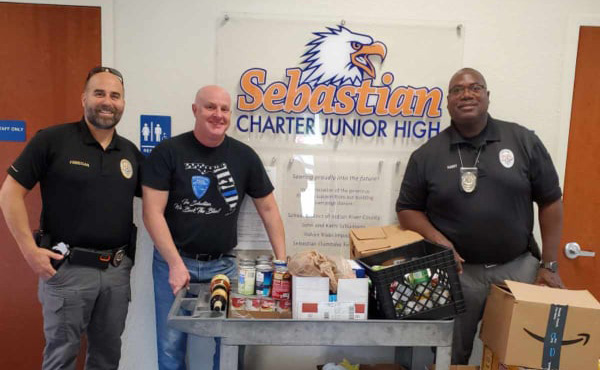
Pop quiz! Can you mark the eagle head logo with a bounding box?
[300,25,387,87]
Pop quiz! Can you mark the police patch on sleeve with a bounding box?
[499,149,515,168]
[120,159,133,179]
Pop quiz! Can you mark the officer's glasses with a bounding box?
[86,66,124,85]
[448,83,486,97]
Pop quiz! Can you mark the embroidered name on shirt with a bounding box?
[69,160,90,168]
[447,164,457,169]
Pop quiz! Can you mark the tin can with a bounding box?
[271,265,291,299]
[405,268,431,286]
[260,297,275,312]
[238,259,256,295]
[255,263,274,297]
[273,259,287,269]
[245,296,261,311]
[275,298,291,313]
[256,254,273,265]
[230,294,246,311]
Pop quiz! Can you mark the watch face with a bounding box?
[544,261,558,272]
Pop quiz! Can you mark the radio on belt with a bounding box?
[51,242,70,269]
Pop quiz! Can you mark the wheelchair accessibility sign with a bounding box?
[140,115,171,156]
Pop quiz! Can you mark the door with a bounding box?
[0,3,101,369]
[559,26,600,299]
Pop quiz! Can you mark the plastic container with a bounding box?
[358,240,465,320]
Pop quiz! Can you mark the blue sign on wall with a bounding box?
[0,120,26,142]
[140,115,171,156]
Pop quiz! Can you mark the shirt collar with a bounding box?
[78,118,122,151]
[448,114,500,147]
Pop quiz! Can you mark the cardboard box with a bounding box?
[228,293,292,319]
[349,224,423,258]
[480,280,600,370]
[293,276,369,320]
[481,344,536,370]
[318,365,406,370]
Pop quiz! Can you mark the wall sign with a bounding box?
[140,115,171,156]
[0,120,26,142]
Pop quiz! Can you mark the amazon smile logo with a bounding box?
[523,328,590,346]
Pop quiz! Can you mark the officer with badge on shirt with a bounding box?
[396,67,564,365]
[0,66,142,370]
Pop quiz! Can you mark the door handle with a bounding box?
[564,242,596,260]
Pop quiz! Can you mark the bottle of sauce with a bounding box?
[210,288,228,312]
[210,274,231,312]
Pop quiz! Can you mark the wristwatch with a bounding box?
[540,260,558,273]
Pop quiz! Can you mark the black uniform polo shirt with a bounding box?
[396,115,562,264]
[8,120,143,250]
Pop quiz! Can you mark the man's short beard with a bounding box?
[85,106,122,130]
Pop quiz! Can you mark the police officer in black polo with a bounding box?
[396,67,565,365]
[0,66,142,370]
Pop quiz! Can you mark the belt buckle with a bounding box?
[112,249,125,267]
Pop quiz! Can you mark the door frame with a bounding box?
[3,0,113,66]
[557,14,600,185]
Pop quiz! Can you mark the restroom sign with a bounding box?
[140,115,171,156]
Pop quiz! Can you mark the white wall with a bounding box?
[113,1,600,369]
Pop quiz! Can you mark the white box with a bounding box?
[292,276,329,319]
[296,301,363,320]
[338,278,369,320]
[292,276,369,320]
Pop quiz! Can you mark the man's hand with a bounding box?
[168,261,190,295]
[534,268,565,288]
[432,236,465,274]
[24,248,63,280]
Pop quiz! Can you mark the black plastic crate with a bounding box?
[358,240,465,320]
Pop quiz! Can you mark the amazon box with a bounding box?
[481,344,536,370]
[480,280,600,370]
[349,224,422,258]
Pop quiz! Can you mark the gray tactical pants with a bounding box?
[38,256,132,370]
[452,251,539,364]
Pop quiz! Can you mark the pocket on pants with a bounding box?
[39,290,68,341]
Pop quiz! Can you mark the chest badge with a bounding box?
[499,149,515,168]
[192,175,210,199]
[120,159,133,179]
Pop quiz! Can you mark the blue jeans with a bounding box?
[153,249,237,370]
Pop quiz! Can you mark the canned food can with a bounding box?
[256,255,273,264]
[245,297,261,311]
[405,268,431,286]
[271,266,291,299]
[275,299,291,313]
[255,263,274,297]
[238,261,256,295]
[230,294,246,311]
[260,297,275,312]
[273,259,287,269]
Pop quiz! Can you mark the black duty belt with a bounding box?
[177,249,235,261]
[68,245,128,269]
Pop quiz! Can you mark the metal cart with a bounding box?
[167,283,453,370]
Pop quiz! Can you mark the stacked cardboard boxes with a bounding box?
[349,224,422,258]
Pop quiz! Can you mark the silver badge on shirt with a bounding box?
[460,167,478,193]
